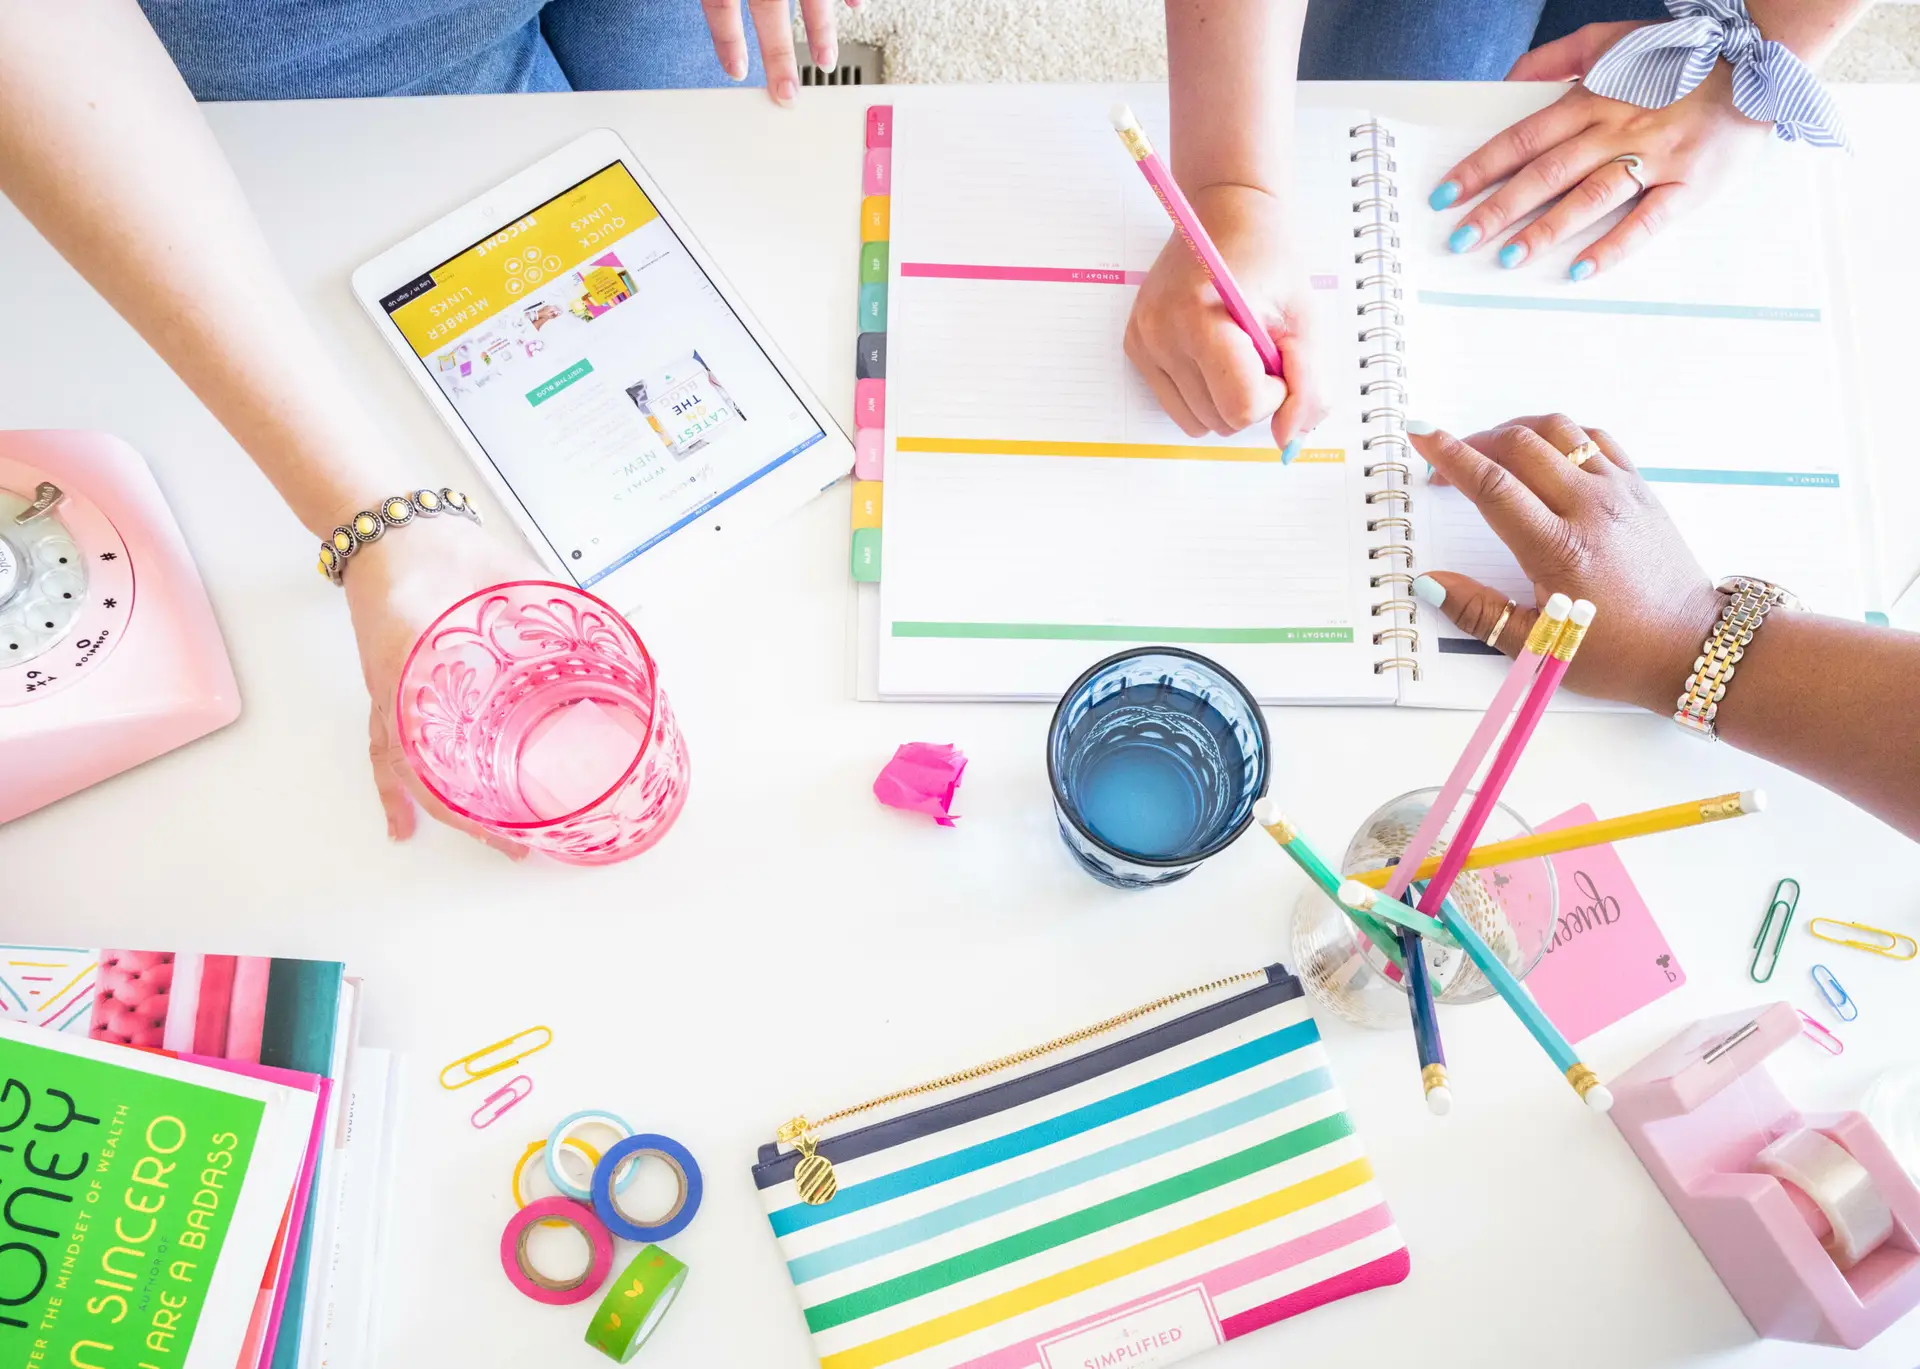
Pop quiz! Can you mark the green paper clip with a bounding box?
[1750,877,1799,982]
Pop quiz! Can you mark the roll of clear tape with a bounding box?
[1754,1126,1895,1269]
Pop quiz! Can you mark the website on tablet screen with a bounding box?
[380,162,825,586]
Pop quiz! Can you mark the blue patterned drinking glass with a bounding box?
[1047,647,1270,889]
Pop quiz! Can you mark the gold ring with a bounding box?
[1486,601,1516,648]
[1613,153,1648,194]
[1564,440,1605,468]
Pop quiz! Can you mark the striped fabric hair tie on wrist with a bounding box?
[1583,0,1850,151]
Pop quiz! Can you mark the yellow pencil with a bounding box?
[1348,789,1766,890]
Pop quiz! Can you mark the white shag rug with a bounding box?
[815,1,1918,84]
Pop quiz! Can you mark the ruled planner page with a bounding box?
[1392,122,1871,709]
[877,88,1396,702]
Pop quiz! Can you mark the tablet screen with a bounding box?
[378,162,826,587]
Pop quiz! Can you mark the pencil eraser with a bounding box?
[1570,599,1598,626]
[1426,1086,1454,1117]
[1542,592,1573,621]
[1108,103,1139,132]
[1741,788,1767,814]
[1337,879,1373,910]
[1252,797,1283,828]
[1585,1084,1615,1113]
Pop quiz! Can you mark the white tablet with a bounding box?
[351,129,851,609]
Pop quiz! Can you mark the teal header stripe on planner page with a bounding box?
[891,624,1355,645]
[768,1020,1321,1237]
[1416,290,1820,323]
[1638,468,1840,488]
[789,1067,1337,1285]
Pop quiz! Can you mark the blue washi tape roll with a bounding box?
[592,1133,704,1243]
[547,1110,640,1201]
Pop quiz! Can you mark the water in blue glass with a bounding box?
[1058,682,1249,860]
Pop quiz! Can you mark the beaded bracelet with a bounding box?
[317,488,480,585]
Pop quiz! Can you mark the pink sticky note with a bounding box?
[855,378,886,429]
[866,104,894,149]
[873,743,966,826]
[1518,805,1685,1041]
[863,147,892,196]
[854,428,885,481]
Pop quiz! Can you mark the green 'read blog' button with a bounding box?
[527,359,595,406]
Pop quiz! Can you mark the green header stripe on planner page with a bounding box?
[892,623,1354,644]
[526,359,594,406]
[1639,468,1839,488]
[1416,290,1820,323]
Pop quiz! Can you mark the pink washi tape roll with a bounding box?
[501,1196,614,1305]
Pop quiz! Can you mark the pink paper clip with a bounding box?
[1797,1010,1844,1056]
[470,1074,534,1128]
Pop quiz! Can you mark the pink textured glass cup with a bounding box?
[395,581,689,865]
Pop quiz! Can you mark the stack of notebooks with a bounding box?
[0,945,400,1369]
[851,87,1882,705]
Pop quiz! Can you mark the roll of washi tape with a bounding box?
[513,1137,603,1229]
[1755,1126,1896,1269]
[591,1133,704,1243]
[500,1196,614,1305]
[547,1110,641,1200]
[585,1245,688,1363]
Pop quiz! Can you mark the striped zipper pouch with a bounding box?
[752,965,1409,1369]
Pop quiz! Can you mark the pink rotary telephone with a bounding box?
[0,430,239,823]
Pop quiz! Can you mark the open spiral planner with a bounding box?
[852,86,1879,706]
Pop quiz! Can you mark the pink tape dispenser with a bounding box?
[0,431,239,823]
[1610,1002,1920,1348]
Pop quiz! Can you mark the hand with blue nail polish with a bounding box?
[1124,185,1330,455]
[1432,23,1770,278]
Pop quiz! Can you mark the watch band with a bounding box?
[317,488,480,585]
[1673,575,1798,741]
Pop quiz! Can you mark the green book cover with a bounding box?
[0,1033,266,1369]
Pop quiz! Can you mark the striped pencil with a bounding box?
[1350,788,1766,890]
[1342,880,1614,1111]
[1415,599,1596,922]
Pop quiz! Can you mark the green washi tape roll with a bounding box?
[585,1245,687,1362]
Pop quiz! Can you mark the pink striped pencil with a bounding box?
[1109,104,1284,379]
[1414,599,1597,922]
[1382,593,1573,907]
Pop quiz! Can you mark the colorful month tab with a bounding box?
[866,105,893,149]
[864,148,893,196]
[862,196,891,242]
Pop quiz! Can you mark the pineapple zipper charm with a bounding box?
[780,1117,839,1206]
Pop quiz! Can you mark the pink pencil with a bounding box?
[1110,104,1284,379]
[1414,599,1597,920]
[1382,594,1573,905]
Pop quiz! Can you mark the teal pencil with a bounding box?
[1340,880,1613,1112]
[1250,800,1407,970]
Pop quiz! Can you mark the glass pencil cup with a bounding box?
[1047,647,1270,890]
[1290,786,1558,1028]
[395,581,690,866]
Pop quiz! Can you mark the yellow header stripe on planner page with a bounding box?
[818,1157,1376,1369]
[895,438,1345,464]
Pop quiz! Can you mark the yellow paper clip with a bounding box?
[1808,918,1919,961]
[439,1025,553,1089]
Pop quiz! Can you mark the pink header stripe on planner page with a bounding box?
[950,1202,1398,1369]
[900,263,1148,285]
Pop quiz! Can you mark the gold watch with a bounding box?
[1673,576,1798,741]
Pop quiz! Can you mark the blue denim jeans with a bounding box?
[138,0,770,98]
[1301,0,1672,80]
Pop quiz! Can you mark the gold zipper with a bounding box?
[774,969,1267,1205]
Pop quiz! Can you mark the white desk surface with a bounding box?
[2,80,1918,1369]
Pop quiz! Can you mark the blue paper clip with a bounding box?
[1810,963,1858,1021]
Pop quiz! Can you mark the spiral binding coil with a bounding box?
[1352,120,1418,681]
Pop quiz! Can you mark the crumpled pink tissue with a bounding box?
[873,743,967,826]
